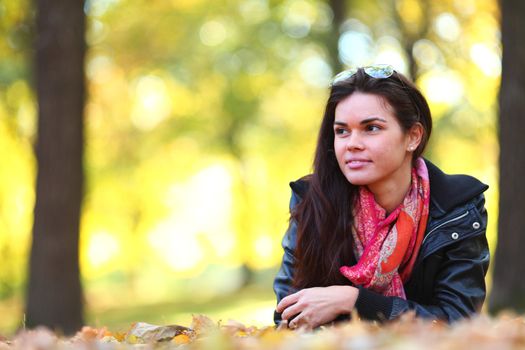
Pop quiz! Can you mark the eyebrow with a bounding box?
[334,117,388,126]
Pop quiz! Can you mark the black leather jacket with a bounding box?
[273,159,490,324]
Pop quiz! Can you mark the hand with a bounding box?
[275,285,359,330]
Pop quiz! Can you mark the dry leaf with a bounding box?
[191,314,217,336]
[12,328,57,350]
[124,322,193,343]
[172,334,191,345]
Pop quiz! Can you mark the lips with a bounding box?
[345,158,371,169]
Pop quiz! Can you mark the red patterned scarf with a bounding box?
[339,157,430,299]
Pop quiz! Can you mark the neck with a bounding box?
[368,160,413,214]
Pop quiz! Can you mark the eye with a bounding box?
[334,127,348,135]
[365,124,382,132]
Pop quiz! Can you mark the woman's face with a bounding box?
[333,92,418,193]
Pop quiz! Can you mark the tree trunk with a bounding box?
[327,0,346,73]
[26,0,85,334]
[489,0,525,313]
[390,0,431,81]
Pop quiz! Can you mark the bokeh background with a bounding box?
[0,0,499,333]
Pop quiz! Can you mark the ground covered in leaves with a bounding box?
[1,313,525,349]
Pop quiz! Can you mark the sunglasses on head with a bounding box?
[331,64,395,85]
[331,64,423,121]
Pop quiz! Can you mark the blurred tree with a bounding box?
[390,0,431,80]
[489,0,525,313]
[26,0,85,333]
[327,0,346,73]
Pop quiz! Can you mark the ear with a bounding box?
[407,122,424,152]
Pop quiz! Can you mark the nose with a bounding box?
[346,132,364,151]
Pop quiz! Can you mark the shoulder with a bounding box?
[425,159,489,215]
[289,175,311,200]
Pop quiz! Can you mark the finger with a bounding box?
[276,292,300,313]
[290,314,313,331]
[276,292,301,313]
[276,320,288,331]
[288,317,299,330]
[288,314,305,330]
[281,302,304,321]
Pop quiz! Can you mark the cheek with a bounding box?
[374,134,408,154]
[333,140,346,163]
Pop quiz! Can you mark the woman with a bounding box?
[273,65,489,329]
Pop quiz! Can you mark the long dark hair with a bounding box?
[292,68,432,289]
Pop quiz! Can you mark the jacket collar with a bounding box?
[290,158,489,218]
[425,159,488,217]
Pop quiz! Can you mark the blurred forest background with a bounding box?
[0,0,503,334]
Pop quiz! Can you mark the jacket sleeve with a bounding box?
[273,191,301,324]
[355,195,490,323]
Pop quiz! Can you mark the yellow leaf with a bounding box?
[172,334,191,345]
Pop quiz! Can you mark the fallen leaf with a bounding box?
[125,322,193,343]
[172,334,191,345]
[191,314,217,336]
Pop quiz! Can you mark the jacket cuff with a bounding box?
[355,286,394,321]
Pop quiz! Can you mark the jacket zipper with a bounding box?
[421,210,470,247]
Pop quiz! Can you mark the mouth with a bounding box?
[345,159,371,169]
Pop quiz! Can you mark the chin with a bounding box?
[343,174,371,186]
